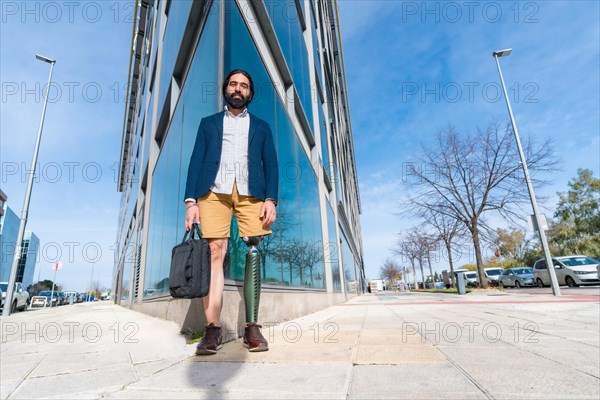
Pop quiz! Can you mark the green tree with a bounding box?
[548,169,600,256]
[494,228,528,261]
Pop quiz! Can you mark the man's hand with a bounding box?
[185,203,200,231]
[260,200,276,227]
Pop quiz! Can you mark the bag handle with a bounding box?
[182,223,202,242]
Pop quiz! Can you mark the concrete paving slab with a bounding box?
[0,353,45,381]
[225,363,351,396]
[358,332,422,346]
[266,328,359,346]
[8,364,137,399]
[460,363,600,399]
[0,380,20,400]
[105,388,223,399]
[437,345,551,366]
[190,339,354,364]
[347,364,487,399]
[355,344,447,364]
[132,357,185,379]
[28,351,132,378]
[127,360,245,391]
[526,347,600,369]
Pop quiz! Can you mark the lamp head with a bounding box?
[492,49,512,58]
[35,54,56,64]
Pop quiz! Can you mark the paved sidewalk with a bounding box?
[1,289,599,399]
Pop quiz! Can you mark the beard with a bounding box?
[224,91,251,109]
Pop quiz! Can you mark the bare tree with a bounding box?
[90,280,105,299]
[393,233,419,289]
[393,229,429,289]
[422,211,466,287]
[379,258,401,289]
[404,123,557,288]
[419,230,439,287]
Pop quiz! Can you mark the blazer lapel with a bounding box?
[248,113,257,146]
[212,111,225,143]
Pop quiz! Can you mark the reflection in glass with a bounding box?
[327,203,341,291]
[157,0,193,122]
[340,230,356,294]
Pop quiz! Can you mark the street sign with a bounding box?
[527,214,548,232]
[51,261,63,271]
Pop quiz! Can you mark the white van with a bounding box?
[533,255,600,287]
[484,267,504,285]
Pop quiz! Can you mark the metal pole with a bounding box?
[88,262,95,301]
[3,57,56,317]
[494,54,561,296]
[50,269,57,307]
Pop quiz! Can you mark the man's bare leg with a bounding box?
[204,238,228,325]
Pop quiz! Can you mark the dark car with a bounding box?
[56,291,68,305]
[31,290,61,307]
[499,267,535,288]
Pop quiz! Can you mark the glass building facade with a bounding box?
[0,204,39,288]
[114,0,364,313]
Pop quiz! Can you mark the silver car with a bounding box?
[533,256,600,288]
[498,267,535,288]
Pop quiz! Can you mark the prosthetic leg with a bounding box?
[241,236,269,351]
[242,236,262,323]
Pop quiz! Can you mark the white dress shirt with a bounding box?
[210,106,250,196]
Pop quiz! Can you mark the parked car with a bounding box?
[533,256,600,288]
[498,267,535,288]
[463,271,479,287]
[484,268,504,285]
[31,290,61,307]
[0,282,29,312]
[63,291,82,303]
[56,291,68,305]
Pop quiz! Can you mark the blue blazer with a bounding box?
[184,111,279,202]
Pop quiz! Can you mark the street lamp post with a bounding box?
[2,54,56,317]
[492,48,561,296]
[88,261,95,302]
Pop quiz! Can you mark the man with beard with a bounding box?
[184,70,279,355]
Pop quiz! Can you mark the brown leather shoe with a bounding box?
[243,323,269,352]
[195,323,223,355]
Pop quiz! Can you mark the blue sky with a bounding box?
[1,1,599,290]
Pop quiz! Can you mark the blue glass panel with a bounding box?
[318,101,330,176]
[298,153,324,289]
[326,203,341,291]
[157,0,193,122]
[120,239,133,302]
[274,98,302,286]
[340,230,356,294]
[309,2,323,90]
[143,91,154,179]
[263,0,313,134]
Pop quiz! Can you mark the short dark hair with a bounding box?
[222,69,254,103]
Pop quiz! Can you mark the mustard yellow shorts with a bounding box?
[197,184,272,239]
